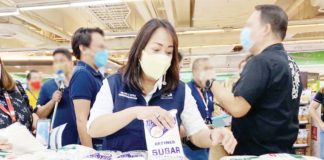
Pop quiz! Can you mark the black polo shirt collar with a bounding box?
[260,43,285,54]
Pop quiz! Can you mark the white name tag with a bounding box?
[143,109,185,160]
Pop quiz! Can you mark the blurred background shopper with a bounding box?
[69,27,109,150]
[35,48,78,146]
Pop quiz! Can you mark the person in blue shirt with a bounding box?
[69,27,109,150]
[86,19,237,154]
[35,48,77,146]
[188,58,215,123]
[183,58,215,160]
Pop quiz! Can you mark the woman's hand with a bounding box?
[210,127,237,154]
[135,106,174,129]
[0,136,12,151]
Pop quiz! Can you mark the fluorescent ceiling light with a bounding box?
[0,0,141,14]
[0,9,19,17]
[319,8,324,12]
[70,0,124,7]
[179,29,225,34]
[284,39,324,44]
[19,4,70,11]
[288,23,324,28]
[105,35,136,39]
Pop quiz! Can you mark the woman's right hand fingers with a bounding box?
[136,106,175,129]
[151,116,164,129]
[158,115,172,129]
[161,111,175,129]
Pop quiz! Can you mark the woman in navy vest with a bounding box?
[87,19,237,154]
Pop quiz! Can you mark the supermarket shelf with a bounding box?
[293,144,309,148]
[299,103,310,106]
[299,120,309,125]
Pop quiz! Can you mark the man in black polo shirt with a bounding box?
[206,5,302,155]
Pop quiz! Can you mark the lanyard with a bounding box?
[196,87,212,124]
[196,87,208,111]
[0,92,17,122]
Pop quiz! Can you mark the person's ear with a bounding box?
[79,45,87,55]
[263,23,272,37]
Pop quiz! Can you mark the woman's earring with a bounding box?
[162,74,167,86]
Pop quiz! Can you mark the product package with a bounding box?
[300,90,312,105]
[298,107,309,123]
[143,109,185,160]
[295,129,309,146]
[84,151,147,160]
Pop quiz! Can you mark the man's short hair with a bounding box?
[71,27,104,60]
[255,4,288,40]
[26,70,39,81]
[53,48,72,60]
[192,58,209,71]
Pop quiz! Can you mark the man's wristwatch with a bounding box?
[205,78,216,90]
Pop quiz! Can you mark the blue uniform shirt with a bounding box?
[37,79,78,146]
[69,60,104,149]
[103,73,186,151]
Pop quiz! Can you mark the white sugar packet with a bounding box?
[143,109,185,160]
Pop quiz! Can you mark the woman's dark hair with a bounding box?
[53,48,72,60]
[71,27,104,60]
[0,58,16,91]
[121,19,179,94]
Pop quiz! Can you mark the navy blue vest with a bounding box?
[103,73,185,151]
[187,81,214,120]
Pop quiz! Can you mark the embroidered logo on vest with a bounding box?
[118,92,137,100]
[161,93,173,100]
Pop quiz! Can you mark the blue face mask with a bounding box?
[94,50,109,68]
[240,27,255,51]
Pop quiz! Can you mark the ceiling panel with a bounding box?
[192,0,277,28]
[0,0,322,74]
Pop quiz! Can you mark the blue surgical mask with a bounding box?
[240,27,254,51]
[94,50,109,68]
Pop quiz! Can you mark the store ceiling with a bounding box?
[0,0,324,74]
